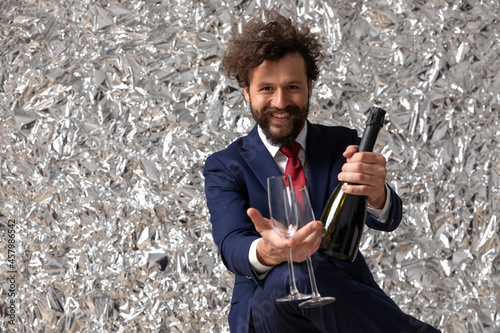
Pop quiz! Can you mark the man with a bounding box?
[204,10,439,333]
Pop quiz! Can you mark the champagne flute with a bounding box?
[267,175,311,302]
[287,185,336,308]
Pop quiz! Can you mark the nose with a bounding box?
[271,88,289,110]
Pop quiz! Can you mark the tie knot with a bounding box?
[280,142,301,158]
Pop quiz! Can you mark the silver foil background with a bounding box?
[0,0,498,332]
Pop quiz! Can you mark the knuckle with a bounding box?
[354,173,366,183]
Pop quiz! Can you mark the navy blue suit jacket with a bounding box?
[204,121,403,332]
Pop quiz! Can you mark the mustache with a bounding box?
[261,105,302,116]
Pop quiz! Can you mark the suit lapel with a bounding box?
[240,126,281,192]
[240,123,334,217]
[305,122,333,217]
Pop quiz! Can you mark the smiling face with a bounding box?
[244,53,313,147]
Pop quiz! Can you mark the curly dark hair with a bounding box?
[223,10,324,88]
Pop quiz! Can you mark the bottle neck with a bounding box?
[358,125,382,153]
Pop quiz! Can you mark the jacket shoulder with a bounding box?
[204,135,248,171]
[307,122,360,145]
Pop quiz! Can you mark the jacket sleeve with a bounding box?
[203,153,264,287]
[365,183,402,232]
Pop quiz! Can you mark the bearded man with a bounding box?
[204,10,440,333]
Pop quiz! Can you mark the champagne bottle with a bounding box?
[319,107,386,261]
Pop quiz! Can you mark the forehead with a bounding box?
[248,53,307,86]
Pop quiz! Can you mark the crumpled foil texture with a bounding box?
[0,0,498,332]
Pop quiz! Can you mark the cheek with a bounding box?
[292,96,308,109]
[251,96,269,110]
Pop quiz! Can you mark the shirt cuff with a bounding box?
[249,238,274,278]
[366,184,391,223]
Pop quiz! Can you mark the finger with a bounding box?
[290,220,322,245]
[346,151,386,165]
[343,145,359,158]
[341,183,379,195]
[341,183,386,206]
[291,230,322,260]
[340,160,387,181]
[339,170,387,186]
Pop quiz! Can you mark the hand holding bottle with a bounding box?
[319,106,386,261]
[337,146,388,210]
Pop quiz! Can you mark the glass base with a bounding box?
[299,296,336,308]
[276,292,312,302]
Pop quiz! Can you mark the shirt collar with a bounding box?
[257,123,308,158]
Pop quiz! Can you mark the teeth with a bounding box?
[273,112,289,118]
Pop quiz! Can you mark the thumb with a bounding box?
[343,145,359,159]
[247,208,270,233]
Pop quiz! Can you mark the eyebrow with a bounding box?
[256,80,305,88]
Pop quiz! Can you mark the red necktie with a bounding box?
[280,142,306,187]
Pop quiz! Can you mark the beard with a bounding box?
[250,102,309,147]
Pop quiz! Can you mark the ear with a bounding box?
[244,86,251,103]
[308,79,313,98]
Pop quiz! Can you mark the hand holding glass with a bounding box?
[286,185,336,308]
[267,175,311,302]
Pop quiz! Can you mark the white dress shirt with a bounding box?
[248,125,391,277]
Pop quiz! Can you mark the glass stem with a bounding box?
[286,247,300,296]
[305,256,320,298]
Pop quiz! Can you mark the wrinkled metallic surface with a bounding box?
[0,0,498,332]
